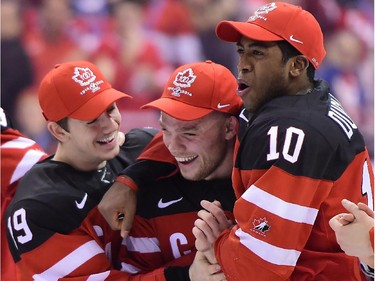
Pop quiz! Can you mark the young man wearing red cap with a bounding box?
[110,60,242,280]
[5,61,157,280]
[191,2,374,280]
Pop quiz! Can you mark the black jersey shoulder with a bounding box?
[120,127,158,164]
[236,80,366,180]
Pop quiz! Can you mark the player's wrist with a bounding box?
[115,175,139,191]
[360,254,374,268]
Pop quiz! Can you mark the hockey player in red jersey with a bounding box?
[5,61,157,280]
[192,2,374,280]
[114,61,242,280]
[1,108,48,281]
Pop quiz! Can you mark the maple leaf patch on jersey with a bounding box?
[251,217,271,237]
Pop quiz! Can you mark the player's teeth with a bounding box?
[99,133,115,143]
[175,156,196,162]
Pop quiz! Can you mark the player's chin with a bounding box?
[180,169,203,181]
[101,145,121,160]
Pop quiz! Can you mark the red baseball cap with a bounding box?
[216,2,326,69]
[141,60,243,121]
[38,61,132,122]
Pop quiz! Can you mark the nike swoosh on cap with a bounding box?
[217,103,230,109]
[158,197,183,208]
[289,35,303,44]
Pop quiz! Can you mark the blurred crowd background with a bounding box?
[1,0,374,160]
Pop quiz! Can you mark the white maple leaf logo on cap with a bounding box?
[72,67,96,86]
[173,68,197,88]
[248,2,277,21]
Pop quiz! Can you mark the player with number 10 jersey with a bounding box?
[216,80,374,280]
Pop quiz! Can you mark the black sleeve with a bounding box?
[164,266,191,281]
[118,127,178,189]
[118,159,177,189]
[121,127,159,164]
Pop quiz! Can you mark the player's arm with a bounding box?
[116,256,224,281]
[163,253,225,281]
[213,168,334,280]
[119,249,197,281]
[6,202,138,280]
[118,215,224,281]
[99,131,178,237]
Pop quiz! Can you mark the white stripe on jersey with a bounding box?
[235,228,301,266]
[87,271,111,281]
[123,236,161,253]
[2,136,36,149]
[32,240,104,281]
[2,136,46,184]
[242,185,318,224]
[10,149,46,184]
[120,262,141,274]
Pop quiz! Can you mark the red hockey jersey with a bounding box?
[214,80,374,280]
[1,113,47,281]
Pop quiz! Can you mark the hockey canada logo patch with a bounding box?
[248,2,277,22]
[168,68,196,98]
[72,67,96,86]
[173,68,196,88]
[251,217,271,237]
[72,67,103,95]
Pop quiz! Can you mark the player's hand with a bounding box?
[98,181,136,238]
[196,200,233,240]
[337,213,355,226]
[336,200,374,225]
[329,199,374,267]
[189,251,226,281]
[117,132,125,146]
[358,202,374,218]
[193,200,233,264]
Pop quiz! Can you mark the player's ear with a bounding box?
[47,121,69,142]
[289,55,309,77]
[225,116,237,140]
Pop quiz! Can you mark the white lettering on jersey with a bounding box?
[0,108,7,127]
[169,233,191,259]
[328,95,357,140]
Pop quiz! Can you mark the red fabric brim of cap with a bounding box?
[69,88,132,121]
[216,20,283,42]
[141,98,213,121]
